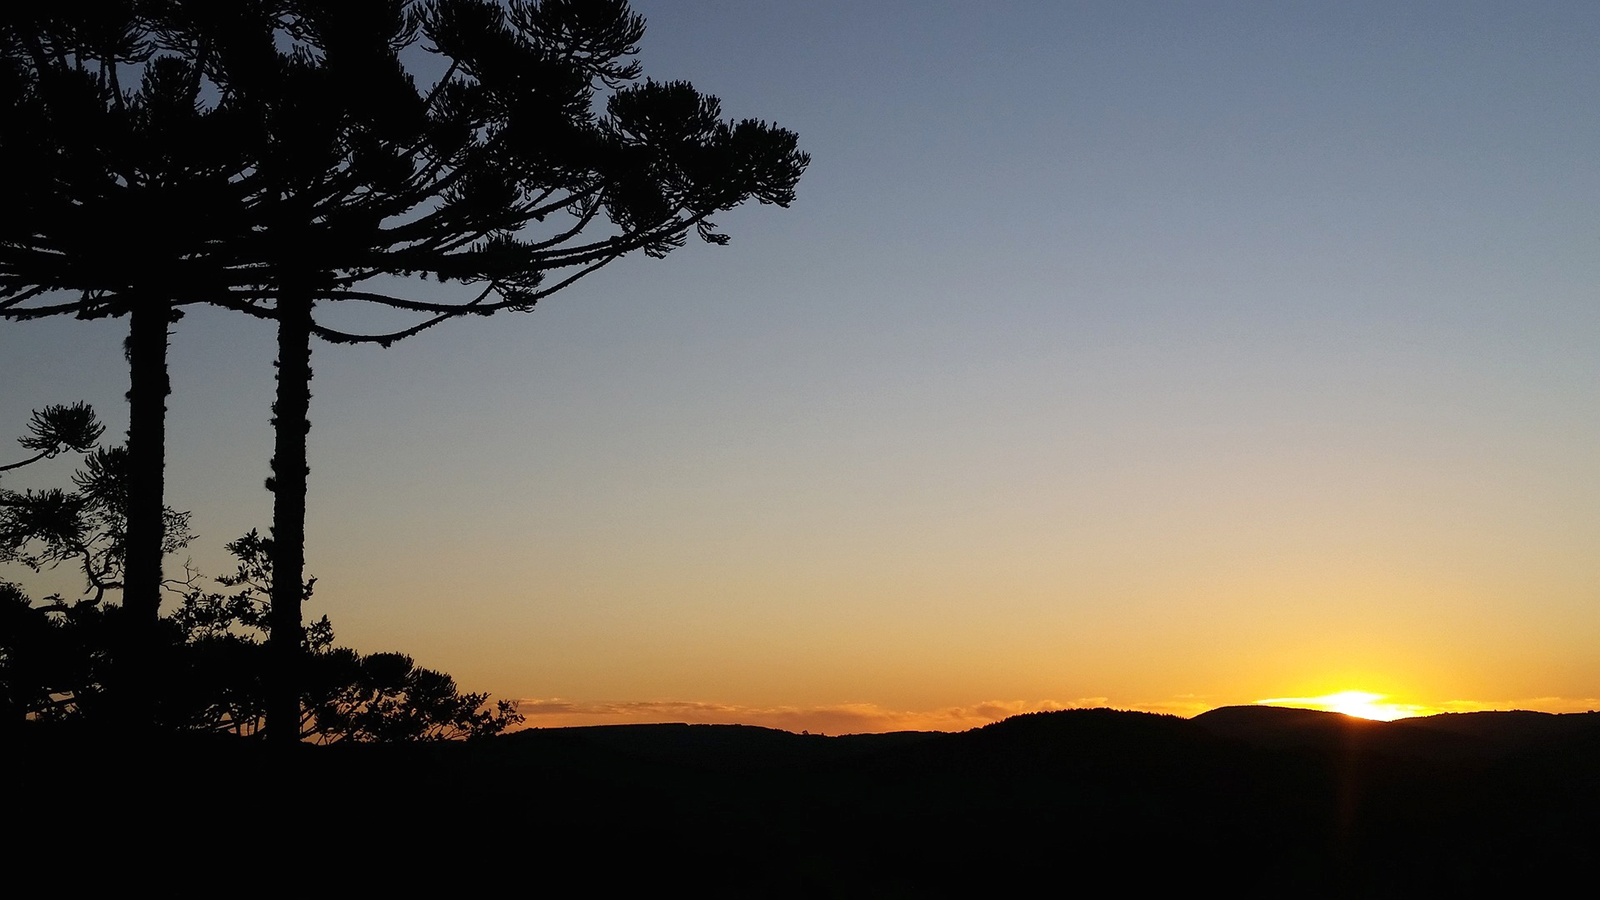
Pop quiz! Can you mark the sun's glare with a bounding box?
[1258,690,1421,721]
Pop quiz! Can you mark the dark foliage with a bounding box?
[0,403,186,597]
[3,1,807,740]
[0,405,521,740]
[2,566,522,739]
[2,0,809,330]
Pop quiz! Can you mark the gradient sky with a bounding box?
[4,1,1599,732]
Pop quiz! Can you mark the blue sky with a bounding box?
[4,1,1599,729]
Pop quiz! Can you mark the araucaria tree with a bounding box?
[2,0,808,741]
[214,0,808,741]
[0,4,261,723]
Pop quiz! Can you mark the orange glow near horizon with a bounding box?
[1257,691,1426,721]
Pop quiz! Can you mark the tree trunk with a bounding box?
[122,297,171,729]
[267,291,314,744]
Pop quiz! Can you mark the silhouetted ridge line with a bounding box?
[502,721,942,771]
[14,706,1597,892]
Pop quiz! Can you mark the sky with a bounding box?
[4,0,1599,732]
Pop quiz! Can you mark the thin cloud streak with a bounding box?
[1432,697,1600,715]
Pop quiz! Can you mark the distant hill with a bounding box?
[1397,707,1600,747]
[15,706,1598,894]
[1197,703,1600,765]
[497,720,940,770]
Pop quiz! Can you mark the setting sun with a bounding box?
[1258,691,1423,721]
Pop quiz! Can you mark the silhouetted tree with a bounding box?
[2,406,193,602]
[1,405,521,739]
[0,3,416,729]
[0,3,265,724]
[4,2,807,742]
[164,528,522,740]
[185,0,808,742]
[1,403,193,726]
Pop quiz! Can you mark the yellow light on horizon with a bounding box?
[1258,690,1422,721]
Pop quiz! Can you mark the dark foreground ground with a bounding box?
[15,706,1599,895]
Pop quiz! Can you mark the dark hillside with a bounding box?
[14,708,1596,895]
[495,721,941,771]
